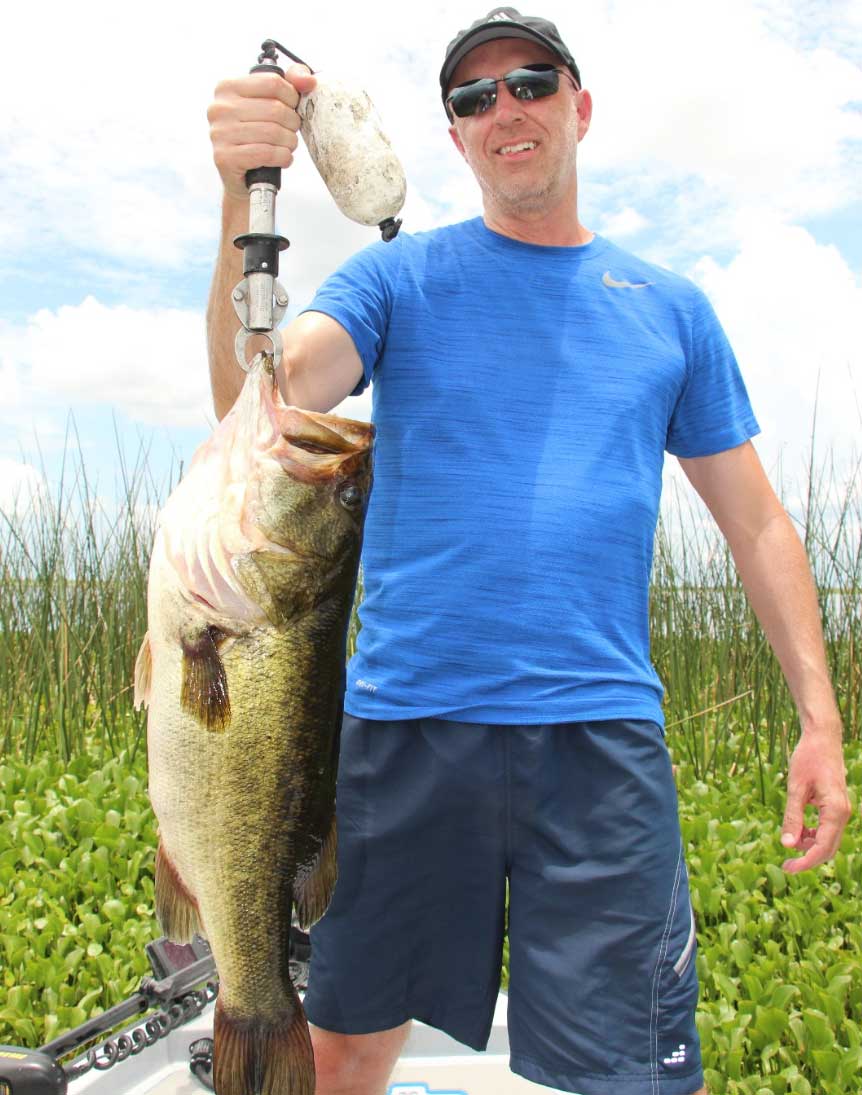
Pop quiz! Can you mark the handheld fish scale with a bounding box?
[232,39,406,372]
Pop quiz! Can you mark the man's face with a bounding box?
[446,38,591,219]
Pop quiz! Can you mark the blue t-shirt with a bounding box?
[303,217,759,726]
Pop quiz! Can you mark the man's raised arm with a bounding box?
[205,64,363,420]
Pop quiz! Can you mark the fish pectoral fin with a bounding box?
[155,842,204,943]
[133,633,152,709]
[294,815,338,931]
[180,625,231,732]
[214,992,313,1095]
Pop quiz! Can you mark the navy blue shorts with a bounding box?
[304,716,704,1095]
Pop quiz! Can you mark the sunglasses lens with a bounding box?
[449,78,497,118]
[505,65,560,101]
[447,65,562,118]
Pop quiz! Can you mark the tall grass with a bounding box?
[651,455,862,780]
[0,428,175,760]
[1,432,859,775]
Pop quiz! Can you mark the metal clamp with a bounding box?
[231,279,288,371]
[234,326,284,372]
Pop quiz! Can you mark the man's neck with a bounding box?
[482,203,594,247]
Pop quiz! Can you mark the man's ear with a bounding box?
[576,88,593,142]
[448,124,467,159]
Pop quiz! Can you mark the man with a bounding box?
[206,9,851,1094]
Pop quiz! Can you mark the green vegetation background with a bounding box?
[1,442,860,1093]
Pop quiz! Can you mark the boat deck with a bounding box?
[67,993,571,1094]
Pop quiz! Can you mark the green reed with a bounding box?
[652,455,862,781]
[0,427,176,761]
[2,431,859,776]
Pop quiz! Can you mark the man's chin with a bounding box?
[490,184,556,218]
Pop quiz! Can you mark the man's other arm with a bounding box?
[678,441,852,872]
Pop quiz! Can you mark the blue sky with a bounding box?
[1,0,860,522]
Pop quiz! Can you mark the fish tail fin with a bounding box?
[155,842,203,943]
[213,990,314,1095]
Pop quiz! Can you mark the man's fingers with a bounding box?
[208,96,301,133]
[215,72,300,107]
[783,844,829,874]
[208,69,312,199]
[212,121,300,151]
[781,786,806,848]
[781,806,850,874]
[784,827,841,871]
[214,141,298,176]
[284,63,316,96]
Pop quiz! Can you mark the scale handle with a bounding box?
[245,54,285,191]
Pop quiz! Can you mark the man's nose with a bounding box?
[492,89,526,124]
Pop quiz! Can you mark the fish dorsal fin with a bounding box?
[133,633,152,709]
[180,626,231,732]
[293,815,338,931]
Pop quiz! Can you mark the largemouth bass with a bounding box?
[134,353,373,1095]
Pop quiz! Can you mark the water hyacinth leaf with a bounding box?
[810,1049,841,1082]
[725,1048,744,1079]
[63,947,85,973]
[57,1005,88,1029]
[802,1008,833,1050]
[838,1047,862,1083]
[764,862,786,895]
[843,1019,861,1048]
[11,1017,38,1044]
[101,899,127,922]
[755,1007,789,1043]
[826,974,852,1002]
[5,986,29,1011]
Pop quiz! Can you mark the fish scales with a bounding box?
[135,353,374,1094]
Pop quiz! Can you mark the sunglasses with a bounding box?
[446,63,577,120]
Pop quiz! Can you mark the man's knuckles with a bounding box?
[208,97,300,138]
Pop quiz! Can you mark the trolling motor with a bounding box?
[232,39,407,372]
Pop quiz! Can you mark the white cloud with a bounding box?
[0,0,462,277]
[1,0,860,490]
[600,206,650,239]
[2,0,858,279]
[332,384,372,424]
[4,298,212,429]
[689,219,862,478]
[578,0,862,252]
[1,291,374,435]
[0,459,47,518]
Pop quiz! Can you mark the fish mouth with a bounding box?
[247,357,374,483]
[277,409,374,481]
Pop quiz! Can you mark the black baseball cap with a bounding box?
[439,6,581,107]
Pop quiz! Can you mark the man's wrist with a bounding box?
[221,189,250,223]
[797,708,844,741]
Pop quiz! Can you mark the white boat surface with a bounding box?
[65,993,572,1095]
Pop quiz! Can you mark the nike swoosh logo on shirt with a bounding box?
[602,271,653,289]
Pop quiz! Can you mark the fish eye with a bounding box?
[339,484,363,509]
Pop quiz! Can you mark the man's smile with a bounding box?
[496,139,539,157]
